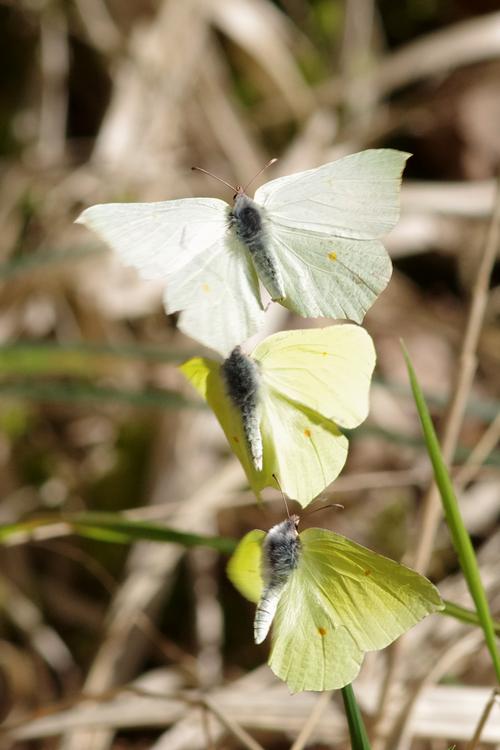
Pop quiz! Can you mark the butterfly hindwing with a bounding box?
[226,529,265,604]
[269,231,391,322]
[76,199,264,356]
[165,232,264,356]
[258,390,348,504]
[269,562,363,692]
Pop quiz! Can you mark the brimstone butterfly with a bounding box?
[227,515,443,693]
[76,149,409,356]
[180,324,375,506]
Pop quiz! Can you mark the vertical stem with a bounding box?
[342,683,372,750]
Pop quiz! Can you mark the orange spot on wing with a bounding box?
[201,283,211,293]
[327,252,337,261]
[318,627,327,637]
[304,429,312,438]
[364,569,372,576]
[232,435,239,443]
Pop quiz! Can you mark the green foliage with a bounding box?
[403,343,500,684]
[342,683,372,750]
[0,380,201,410]
[0,512,236,554]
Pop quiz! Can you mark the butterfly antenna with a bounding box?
[243,158,278,194]
[305,503,344,518]
[272,473,291,519]
[191,166,237,193]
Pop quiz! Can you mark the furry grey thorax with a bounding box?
[221,346,263,470]
[262,515,301,589]
[228,193,284,300]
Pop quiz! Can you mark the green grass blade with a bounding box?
[402,343,500,683]
[0,244,106,280]
[341,684,372,750]
[0,341,200,376]
[441,600,500,636]
[0,380,203,410]
[0,512,236,554]
[0,244,104,280]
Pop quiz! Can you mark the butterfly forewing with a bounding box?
[300,528,444,652]
[254,324,376,428]
[77,198,264,356]
[77,198,228,278]
[254,149,409,239]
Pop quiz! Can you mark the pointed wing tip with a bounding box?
[431,591,445,612]
[74,204,110,228]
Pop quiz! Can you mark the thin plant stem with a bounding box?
[341,684,371,750]
[466,688,500,750]
[403,346,500,684]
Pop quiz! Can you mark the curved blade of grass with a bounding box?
[442,600,500,636]
[402,343,500,683]
[341,683,371,750]
[0,512,236,554]
[0,380,204,410]
[0,342,200,376]
[0,244,104,280]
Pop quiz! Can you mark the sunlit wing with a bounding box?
[269,229,391,322]
[165,233,264,355]
[300,528,444,652]
[253,150,409,323]
[268,527,442,692]
[258,391,348,505]
[253,324,375,428]
[255,149,409,239]
[269,565,363,692]
[226,530,265,604]
[76,199,264,355]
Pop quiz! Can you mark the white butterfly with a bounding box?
[76,149,409,355]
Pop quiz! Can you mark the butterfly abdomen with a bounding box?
[255,516,301,644]
[221,347,263,470]
[229,195,284,300]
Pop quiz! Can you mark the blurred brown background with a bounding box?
[0,1,500,748]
